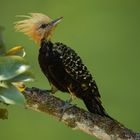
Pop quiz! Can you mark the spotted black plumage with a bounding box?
[39,39,110,117]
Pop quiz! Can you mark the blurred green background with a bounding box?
[0,0,140,139]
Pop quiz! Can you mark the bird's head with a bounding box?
[15,13,63,43]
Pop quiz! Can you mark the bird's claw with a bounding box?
[59,100,76,121]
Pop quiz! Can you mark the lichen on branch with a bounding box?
[23,87,139,140]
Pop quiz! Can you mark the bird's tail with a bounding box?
[82,94,113,120]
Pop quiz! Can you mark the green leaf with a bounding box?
[0,81,7,88]
[5,46,26,57]
[0,83,25,105]
[0,56,30,81]
[9,71,34,82]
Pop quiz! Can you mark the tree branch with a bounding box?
[23,87,140,140]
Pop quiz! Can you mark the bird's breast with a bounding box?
[38,42,68,92]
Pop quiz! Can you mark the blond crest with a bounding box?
[15,13,52,42]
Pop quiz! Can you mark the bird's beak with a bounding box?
[50,17,63,27]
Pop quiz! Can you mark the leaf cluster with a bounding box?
[0,26,34,119]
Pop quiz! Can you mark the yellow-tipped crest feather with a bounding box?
[15,13,52,43]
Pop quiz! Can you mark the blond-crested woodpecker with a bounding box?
[15,13,111,118]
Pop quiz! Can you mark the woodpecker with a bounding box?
[15,13,111,118]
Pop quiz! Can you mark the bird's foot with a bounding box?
[59,99,76,121]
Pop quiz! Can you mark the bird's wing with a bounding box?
[53,42,100,97]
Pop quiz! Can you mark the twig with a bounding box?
[23,87,140,140]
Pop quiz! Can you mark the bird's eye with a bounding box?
[40,24,48,28]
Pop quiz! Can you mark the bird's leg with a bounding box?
[45,84,58,94]
[59,88,76,121]
[65,88,76,103]
[50,84,58,94]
